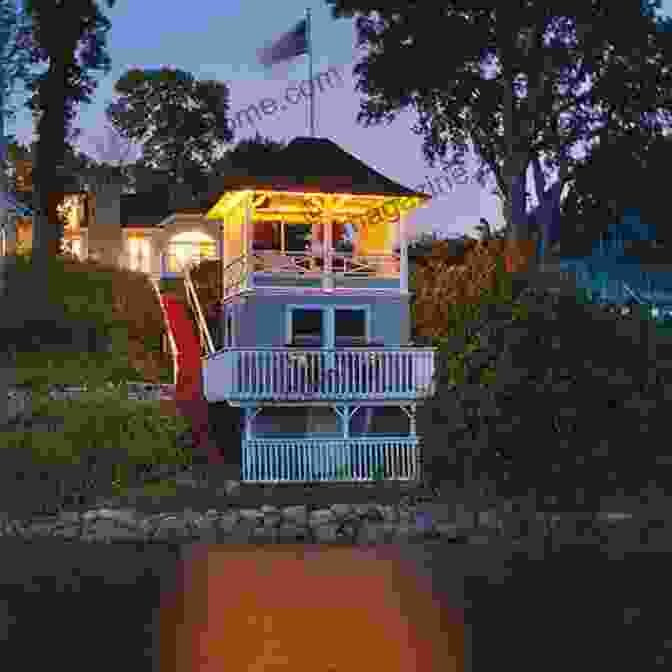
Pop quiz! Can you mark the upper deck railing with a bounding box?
[221,250,404,296]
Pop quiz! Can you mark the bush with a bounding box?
[1,251,173,383]
[418,279,672,512]
[0,384,192,516]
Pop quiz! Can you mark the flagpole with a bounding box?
[306,7,315,137]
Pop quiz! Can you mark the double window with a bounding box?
[287,306,370,348]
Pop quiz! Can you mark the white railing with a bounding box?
[252,250,400,276]
[203,347,436,402]
[220,251,403,296]
[331,252,400,276]
[182,259,215,356]
[242,436,420,482]
[253,251,319,274]
[223,255,248,297]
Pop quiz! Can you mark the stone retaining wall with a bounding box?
[6,382,176,424]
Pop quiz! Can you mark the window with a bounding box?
[71,238,82,259]
[128,236,151,273]
[287,305,371,347]
[225,313,234,347]
[290,308,323,347]
[167,234,217,272]
[335,308,366,346]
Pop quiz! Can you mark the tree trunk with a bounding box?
[29,63,69,307]
[531,155,567,269]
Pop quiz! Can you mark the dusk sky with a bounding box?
[7,1,672,241]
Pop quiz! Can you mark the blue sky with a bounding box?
[6,1,672,241]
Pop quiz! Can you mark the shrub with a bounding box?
[418,279,672,512]
[0,384,191,516]
[1,251,173,383]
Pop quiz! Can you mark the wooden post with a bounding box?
[245,192,254,290]
[323,206,334,290]
[399,213,408,293]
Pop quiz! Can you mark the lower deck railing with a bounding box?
[242,436,420,482]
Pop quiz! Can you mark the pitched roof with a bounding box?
[120,187,204,227]
[200,136,432,209]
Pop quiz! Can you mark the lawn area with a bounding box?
[0,251,192,515]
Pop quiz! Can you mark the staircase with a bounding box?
[155,290,223,466]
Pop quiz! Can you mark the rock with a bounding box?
[0,491,558,545]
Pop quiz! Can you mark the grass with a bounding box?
[112,475,181,500]
[0,251,190,511]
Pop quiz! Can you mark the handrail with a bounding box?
[148,276,180,385]
[182,258,215,356]
[204,345,436,361]
[206,346,436,351]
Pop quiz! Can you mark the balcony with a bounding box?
[203,347,436,403]
[222,250,404,296]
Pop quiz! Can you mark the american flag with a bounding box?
[258,18,308,67]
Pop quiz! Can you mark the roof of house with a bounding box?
[120,189,203,227]
[199,136,432,209]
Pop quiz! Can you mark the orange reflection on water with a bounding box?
[160,544,463,671]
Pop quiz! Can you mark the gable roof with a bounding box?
[200,136,431,209]
[120,189,202,227]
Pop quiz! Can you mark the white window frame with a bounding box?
[286,304,371,349]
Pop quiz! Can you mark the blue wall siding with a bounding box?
[222,292,411,347]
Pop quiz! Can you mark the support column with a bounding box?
[244,406,263,440]
[221,220,228,295]
[399,213,408,293]
[244,192,254,290]
[323,212,333,290]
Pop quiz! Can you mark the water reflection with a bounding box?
[160,544,464,671]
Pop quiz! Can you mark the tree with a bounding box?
[325,1,672,266]
[0,1,34,430]
[0,0,32,237]
[219,131,286,175]
[559,130,672,256]
[106,67,234,197]
[19,0,116,269]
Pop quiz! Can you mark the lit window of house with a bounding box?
[167,231,216,272]
[128,236,151,273]
[71,237,82,259]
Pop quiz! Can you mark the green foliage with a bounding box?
[13,350,144,393]
[418,271,672,509]
[223,132,287,174]
[20,1,117,259]
[325,0,672,241]
[0,386,191,511]
[159,277,183,294]
[1,249,184,511]
[3,251,174,383]
[107,66,234,185]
